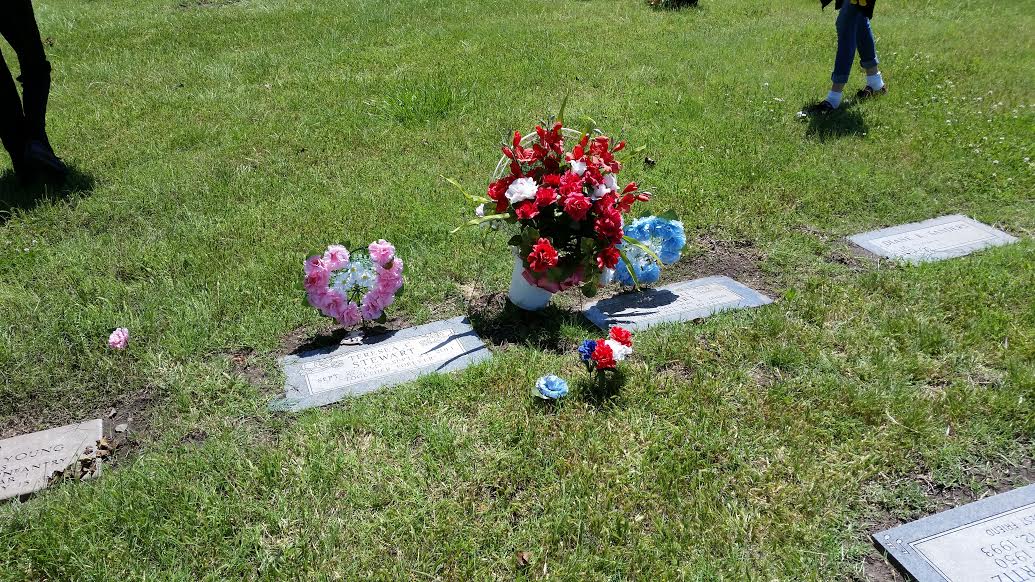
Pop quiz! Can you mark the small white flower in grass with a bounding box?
[475,203,485,217]
[505,177,538,204]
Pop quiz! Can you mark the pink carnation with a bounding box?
[108,328,129,350]
[323,245,350,270]
[368,240,396,265]
[335,302,362,327]
[304,255,327,276]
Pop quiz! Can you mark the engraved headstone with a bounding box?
[583,276,773,331]
[271,316,491,412]
[0,419,103,501]
[849,215,1018,263]
[874,484,1035,582]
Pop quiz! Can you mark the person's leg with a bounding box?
[0,52,29,175]
[0,0,65,177]
[2,0,51,146]
[826,2,860,108]
[856,14,885,93]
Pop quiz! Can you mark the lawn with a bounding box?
[1,0,1033,578]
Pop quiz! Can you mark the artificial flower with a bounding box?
[505,177,539,204]
[108,328,129,350]
[527,238,559,273]
[596,246,621,270]
[609,326,632,347]
[368,240,396,264]
[590,341,617,370]
[578,340,597,362]
[535,375,569,399]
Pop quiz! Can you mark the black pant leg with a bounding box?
[0,0,51,147]
[0,52,27,165]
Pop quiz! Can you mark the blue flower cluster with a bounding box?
[535,375,569,399]
[578,340,597,362]
[614,216,686,286]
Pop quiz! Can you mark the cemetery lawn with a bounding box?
[1,0,1033,578]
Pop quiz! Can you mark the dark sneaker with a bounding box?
[856,85,887,100]
[24,140,69,179]
[799,100,838,118]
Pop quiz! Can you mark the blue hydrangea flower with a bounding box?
[614,216,686,286]
[535,375,569,399]
[578,340,597,362]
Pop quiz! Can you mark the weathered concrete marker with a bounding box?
[849,214,1017,263]
[583,276,772,332]
[1,419,103,502]
[271,317,491,412]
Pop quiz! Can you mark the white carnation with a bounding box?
[505,177,538,204]
[570,160,587,176]
[604,339,632,361]
[603,173,618,192]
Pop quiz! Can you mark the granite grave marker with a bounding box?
[849,214,1017,264]
[271,316,491,412]
[874,484,1035,582]
[583,275,772,332]
[0,419,103,501]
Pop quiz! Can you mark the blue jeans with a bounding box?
[832,2,879,84]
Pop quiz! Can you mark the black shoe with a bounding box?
[856,85,887,100]
[24,140,69,179]
[799,100,838,118]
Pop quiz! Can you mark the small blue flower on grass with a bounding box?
[578,340,597,362]
[535,375,569,399]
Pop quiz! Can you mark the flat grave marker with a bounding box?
[272,316,491,412]
[849,214,1018,264]
[583,275,772,332]
[874,484,1035,582]
[1,419,103,502]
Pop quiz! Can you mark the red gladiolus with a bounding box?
[562,193,592,221]
[527,238,559,273]
[488,176,514,213]
[609,326,632,347]
[596,246,620,269]
[591,342,617,370]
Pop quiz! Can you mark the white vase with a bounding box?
[508,252,553,311]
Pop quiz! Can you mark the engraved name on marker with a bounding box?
[0,420,103,501]
[301,329,466,394]
[849,215,1018,263]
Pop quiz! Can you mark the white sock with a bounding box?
[866,72,884,91]
[826,90,843,108]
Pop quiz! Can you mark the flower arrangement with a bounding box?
[454,119,662,301]
[579,326,634,372]
[304,240,404,328]
[614,215,686,286]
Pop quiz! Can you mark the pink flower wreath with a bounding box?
[303,240,404,327]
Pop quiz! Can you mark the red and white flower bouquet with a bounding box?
[454,120,655,310]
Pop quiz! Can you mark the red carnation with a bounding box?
[527,238,559,273]
[609,326,632,347]
[594,211,624,245]
[562,193,592,221]
[542,174,561,188]
[596,246,620,269]
[514,200,539,220]
[559,170,584,197]
[535,187,558,208]
[591,341,617,370]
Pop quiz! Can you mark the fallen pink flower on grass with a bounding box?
[108,328,129,350]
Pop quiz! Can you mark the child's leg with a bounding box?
[856,16,884,91]
[826,2,860,107]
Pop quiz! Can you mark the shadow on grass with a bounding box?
[802,99,868,142]
[578,368,627,409]
[647,0,700,10]
[0,165,95,225]
[466,291,596,353]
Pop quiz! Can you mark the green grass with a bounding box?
[1,0,1033,578]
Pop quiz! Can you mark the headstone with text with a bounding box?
[583,276,772,332]
[1,419,104,502]
[271,316,491,412]
[849,215,1017,263]
[874,484,1035,582]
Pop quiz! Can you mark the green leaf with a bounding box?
[633,144,647,153]
[442,175,490,203]
[582,279,599,297]
[557,91,570,125]
[507,235,523,248]
[376,312,388,324]
[622,236,663,265]
[450,213,512,234]
[658,209,681,221]
[617,247,641,288]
